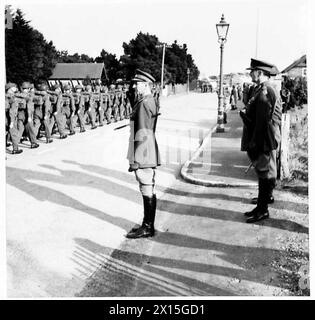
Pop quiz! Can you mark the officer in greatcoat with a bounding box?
[240,58,282,223]
[126,69,161,239]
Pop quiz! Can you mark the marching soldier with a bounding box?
[109,84,119,122]
[72,84,86,133]
[49,84,68,139]
[83,85,97,130]
[240,58,282,223]
[15,82,39,148]
[5,83,23,154]
[126,69,161,239]
[100,85,112,125]
[62,84,76,135]
[33,83,54,143]
[123,83,132,119]
[116,81,125,121]
[94,85,104,127]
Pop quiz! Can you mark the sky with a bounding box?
[5,0,310,78]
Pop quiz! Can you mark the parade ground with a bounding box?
[6,92,309,297]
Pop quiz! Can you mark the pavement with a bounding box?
[5,93,309,297]
[181,101,257,187]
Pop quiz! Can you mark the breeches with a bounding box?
[134,168,156,197]
[250,150,277,179]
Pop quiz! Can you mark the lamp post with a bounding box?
[156,43,172,96]
[215,14,230,133]
[187,68,190,93]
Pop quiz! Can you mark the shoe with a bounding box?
[12,149,23,154]
[60,135,68,139]
[80,129,86,133]
[31,143,39,149]
[91,126,97,130]
[126,224,154,239]
[99,124,104,127]
[69,131,75,135]
[46,139,53,144]
[251,196,274,205]
[246,209,269,223]
[244,206,260,217]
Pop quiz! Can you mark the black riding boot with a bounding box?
[126,194,156,239]
[246,178,270,223]
[251,177,275,205]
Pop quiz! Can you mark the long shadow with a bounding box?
[53,162,308,233]
[164,187,308,214]
[62,160,308,215]
[74,237,307,297]
[7,164,308,238]
[6,167,135,231]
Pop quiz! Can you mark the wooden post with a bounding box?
[280,113,291,180]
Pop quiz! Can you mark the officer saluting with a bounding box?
[240,58,282,223]
[126,69,161,239]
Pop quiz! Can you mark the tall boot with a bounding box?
[246,178,270,223]
[245,178,263,217]
[126,195,156,239]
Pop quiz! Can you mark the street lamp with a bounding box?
[215,14,230,132]
[187,68,190,93]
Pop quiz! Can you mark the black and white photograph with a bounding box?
[1,0,312,300]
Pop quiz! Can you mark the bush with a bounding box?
[283,77,307,108]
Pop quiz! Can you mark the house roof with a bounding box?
[50,63,106,80]
[281,55,306,73]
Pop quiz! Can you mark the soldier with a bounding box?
[62,84,76,135]
[240,58,282,223]
[72,84,86,133]
[83,85,97,130]
[94,85,104,127]
[109,84,119,122]
[33,83,54,143]
[100,85,112,125]
[5,83,23,154]
[15,82,40,148]
[123,83,132,119]
[49,84,68,139]
[126,69,161,239]
[116,81,125,121]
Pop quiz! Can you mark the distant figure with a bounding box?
[230,85,238,110]
[237,85,242,101]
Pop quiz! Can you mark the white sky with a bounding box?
[6,0,309,77]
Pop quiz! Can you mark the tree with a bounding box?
[95,49,121,84]
[57,50,94,63]
[5,9,58,85]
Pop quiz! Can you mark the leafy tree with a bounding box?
[57,50,94,63]
[95,49,121,84]
[5,9,58,85]
[120,33,199,84]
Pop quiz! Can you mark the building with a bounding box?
[281,55,306,79]
[48,63,107,88]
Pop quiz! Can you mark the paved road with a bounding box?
[6,92,308,297]
[6,92,218,297]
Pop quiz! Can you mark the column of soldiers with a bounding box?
[5,80,133,154]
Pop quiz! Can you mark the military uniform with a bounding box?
[94,85,104,126]
[5,83,23,154]
[108,84,119,122]
[15,82,39,148]
[61,85,76,135]
[83,85,97,129]
[126,70,161,239]
[49,84,68,139]
[72,84,86,133]
[240,59,282,223]
[100,86,112,124]
[33,84,54,143]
